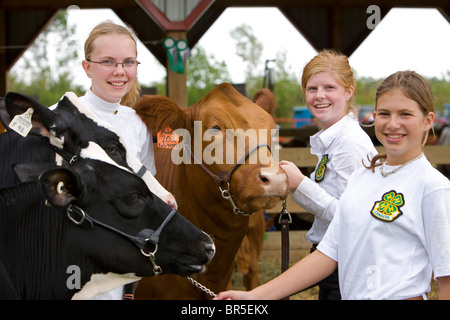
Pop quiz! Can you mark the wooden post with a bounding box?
[0,9,7,98]
[328,5,342,50]
[0,9,6,133]
[166,31,188,108]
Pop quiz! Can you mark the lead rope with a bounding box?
[278,200,292,300]
[187,200,292,300]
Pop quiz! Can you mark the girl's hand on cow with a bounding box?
[279,160,305,191]
[213,290,263,300]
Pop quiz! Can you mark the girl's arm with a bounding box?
[214,250,337,300]
[438,276,450,300]
[279,160,305,190]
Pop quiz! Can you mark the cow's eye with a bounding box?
[104,144,120,155]
[116,192,146,218]
[103,143,127,165]
[211,125,221,133]
[123,192,142,205]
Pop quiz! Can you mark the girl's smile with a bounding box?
[82,34,138,104]
[305,72,353,130]
[374,88,434,165]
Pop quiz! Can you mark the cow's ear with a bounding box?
[2,92,57,137]
[39,167,82,207]
[13,163,82,207]
[0,97,7,128]
[134,95,189,133]
[252,88,277,115]
[12,162,57,183]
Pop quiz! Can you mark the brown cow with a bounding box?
[229,209,266,290]
[133,83,288,299]
[229,89,278,291]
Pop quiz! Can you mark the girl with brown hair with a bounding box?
[279,49,377,299]
[216,71,450,300]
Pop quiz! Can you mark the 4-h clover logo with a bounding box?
[315,154,328,182]
[371,190,405,222]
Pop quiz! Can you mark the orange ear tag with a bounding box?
[157,127,179,149]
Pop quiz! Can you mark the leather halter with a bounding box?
[66,205,176,275]
[39,136,79,165]
[189,143,272,216]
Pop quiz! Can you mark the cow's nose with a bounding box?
[259,167,289,195]
[201,232,215,261]
[205,242,215,260]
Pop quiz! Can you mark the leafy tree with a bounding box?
[230,24,264,97]
[271,50,303,118]
[7,10,84,106]
[230,24,301,119]
[429,73,450,112]
[186,46,231,105]
[355,76,382,106]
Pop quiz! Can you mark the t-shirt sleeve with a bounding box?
[422,187,450,279]
[317,205,341,262]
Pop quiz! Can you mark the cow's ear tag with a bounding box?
[9,107,34,137]
[157,127,179,149]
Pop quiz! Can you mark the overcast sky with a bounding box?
[63,7,450,88]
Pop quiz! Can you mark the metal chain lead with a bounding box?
[187,277,217,298]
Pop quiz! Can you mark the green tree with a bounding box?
[272,50,303,119]
[7,10,84,106]
[429,73,450,112]
[230,24,263,97]
[186,46,231,105]
[355,76,382,106]
[230,24,301,119]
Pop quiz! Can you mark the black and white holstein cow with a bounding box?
[0,157,214,300]
[0,92,176,209]
[0,93,213,299]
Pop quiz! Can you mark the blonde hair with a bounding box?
[84,21,141,107]
[301,49,357,116]
[367,70,435,171]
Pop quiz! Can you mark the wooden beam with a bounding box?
[166,31,188,108]
[329,5,343,50]
[0,0,139,10]
[437,7,450,23]
[212,0,450,8]
[0,9,6,97]
[135,0,215,31]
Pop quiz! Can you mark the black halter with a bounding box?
[189,143,272,216]
[66,205,176,275]
[39,136,79,165]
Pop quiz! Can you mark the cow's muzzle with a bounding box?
[189,143,272,216]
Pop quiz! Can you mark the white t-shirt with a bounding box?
[79,89,156,175]
[292,114,377,244]
[318,155,450,299]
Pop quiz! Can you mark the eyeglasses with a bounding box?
[86,59,140,69]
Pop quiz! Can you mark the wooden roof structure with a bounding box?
[1,0,449,106]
